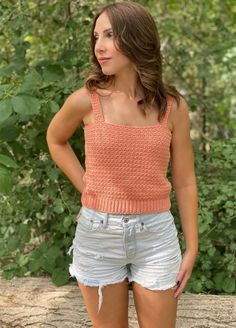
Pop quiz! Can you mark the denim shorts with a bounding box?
[67,206,182,313]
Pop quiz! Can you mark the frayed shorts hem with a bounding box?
[70,268,177,314]
[71,272,128,314]
[128,278,178,291]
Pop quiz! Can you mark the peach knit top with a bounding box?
[81,90,173,214]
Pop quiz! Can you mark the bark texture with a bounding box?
[0,275,235,327]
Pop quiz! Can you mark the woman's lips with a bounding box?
[98,58,111,64]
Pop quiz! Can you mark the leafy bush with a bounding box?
[171,138,236,294]
[0,0,93,285]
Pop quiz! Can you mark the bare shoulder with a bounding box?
[47,86,92,143]
[169,95,190,132]
[66,86,92,116]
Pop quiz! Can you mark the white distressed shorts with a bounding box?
[67,206,182,313]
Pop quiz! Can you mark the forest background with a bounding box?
[0,0,235,295]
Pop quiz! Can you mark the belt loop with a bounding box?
[102,212,108,228]
[76,207,82,220]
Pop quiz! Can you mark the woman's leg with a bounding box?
[128,210,182,328]
[78,278,129,328]
[132,282,177,328]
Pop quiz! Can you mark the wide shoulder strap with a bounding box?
[90,90,104,124]
[160,96,175,127]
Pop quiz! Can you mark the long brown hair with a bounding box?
[85,1,181,122]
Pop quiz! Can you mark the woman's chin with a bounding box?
[101,68,114,76]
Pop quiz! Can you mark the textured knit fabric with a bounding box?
[81,90,173,214]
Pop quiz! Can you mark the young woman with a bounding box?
[47,2,198,327]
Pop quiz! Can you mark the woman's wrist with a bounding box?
[185,246,198,255]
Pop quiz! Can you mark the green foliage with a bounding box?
[192,138,236,294]
[0,0,235,294]
[147,0,236,139]
[171,138,236,294]
[0,0,94,286]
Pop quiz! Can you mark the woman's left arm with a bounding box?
[170,96,199,299]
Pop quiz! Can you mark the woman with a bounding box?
[46,1,198,327]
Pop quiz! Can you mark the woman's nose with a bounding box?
[95,39,106,53]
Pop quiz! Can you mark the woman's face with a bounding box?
[93,12,134,75]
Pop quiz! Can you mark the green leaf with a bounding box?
[48,100,59,113]
[41,256,55,274]
[207,246,216,257]
[214,272,227,290]
[0,124,19,141]
[45,246,61,259]
[15,253,29,267]
[0,65,14,77]
[42,64,64,82]
[0,84,11,96]
[63,216,73,229]
[16,266,28,277]
[199,222,208,234]
[2,271,15,280]
[222,277,235,293]
[16,69,42,93]
[11,95,40,115]
[2,263,18,271]
[191,280,203,293]
[7,236,21,252]
[0,166,12,193]
[53,199,64,214]
[52,268,69,286]
[53,205,65,214]
[0,154,17,168]
[28,258,44,272]
[46,167,60,181]
[0,99,13,122]
[7,141,26,156]
[19,223,31,243]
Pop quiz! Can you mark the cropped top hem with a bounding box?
[81,193,171,214]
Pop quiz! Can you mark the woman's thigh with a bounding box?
[79,278,129,328]
[132,282,177,328]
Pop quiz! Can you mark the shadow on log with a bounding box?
[0,275,235,327]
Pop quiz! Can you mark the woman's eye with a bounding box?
[93,32,113,41]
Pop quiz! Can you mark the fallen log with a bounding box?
[0,275,235,327]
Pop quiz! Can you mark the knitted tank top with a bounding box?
[81,90,173,214]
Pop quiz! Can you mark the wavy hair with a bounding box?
[85,1,181,121]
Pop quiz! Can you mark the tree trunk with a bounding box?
[0,275,235,327]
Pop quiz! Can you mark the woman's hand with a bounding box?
[174,249,198,300]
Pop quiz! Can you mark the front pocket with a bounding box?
[77,214,104,232]
[141,211,175,233]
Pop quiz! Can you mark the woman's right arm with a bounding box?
[46,87,91,194]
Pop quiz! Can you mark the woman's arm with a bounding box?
[46,87,91,193]
[169,96,198,299]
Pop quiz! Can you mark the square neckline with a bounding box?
[94,90,166,130]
